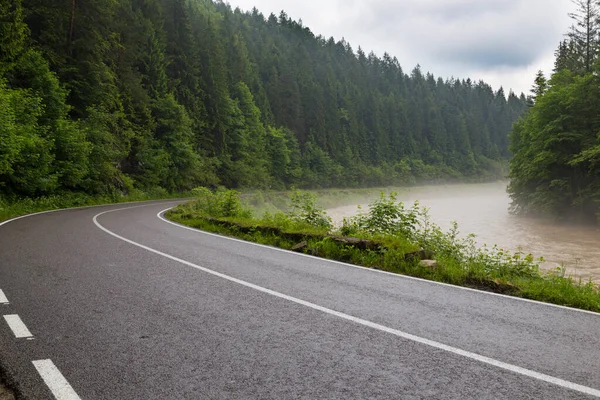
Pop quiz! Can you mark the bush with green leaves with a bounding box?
[191,187,252,219]
[341,192,422,237]
[287,190,332,230]
[337,193,544,281]
[168,188,600,311]
[415,212,543,281]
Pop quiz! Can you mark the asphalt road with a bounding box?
[0,200,599,399]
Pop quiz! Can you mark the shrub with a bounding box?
[341,192,422,237]
[288,190,332,230]
[415,212,543,281]
[168,188,600,311]
[191,187,252,219]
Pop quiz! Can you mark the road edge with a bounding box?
[0,199,186,399]
[157,207,600,317]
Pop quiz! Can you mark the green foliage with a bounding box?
[151,94,202,191]
[509,69,600,221]
[80,106,133,194]
[219,82,271,188]
[0,81,55,195]
[3,0,527,202]
[0,0,28,72]
[416,215,543,282]
[288,190,332,229]
[190,186,252,219]
[509,2,600,223]
[0,0,91,196]
[168,189,600,312]
[19,48,92,190]
[341,193,421,237]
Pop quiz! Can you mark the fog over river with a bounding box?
[327,182,600,282]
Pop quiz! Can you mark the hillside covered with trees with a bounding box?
[1,0,527,199]
[508,0,600,222]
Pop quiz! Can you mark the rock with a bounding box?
[405,249,436,262]
[291,241,308,251]
[419,259,438,269]
[329,236,381,251]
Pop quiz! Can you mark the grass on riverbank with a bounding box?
[0,188,191,223]
[167,187,600,313]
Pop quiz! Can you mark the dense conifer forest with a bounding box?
[508,0,600,222]
[1,0,527,199]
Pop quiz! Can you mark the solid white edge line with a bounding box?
[3,314,33,338]
[156,208,600,318]
[32,359,81,400]
[94,206,600,398]
[0,289,8,304]
[1,197,596,318]
[0,208,67,228]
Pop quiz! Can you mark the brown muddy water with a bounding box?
[327,182,600,282]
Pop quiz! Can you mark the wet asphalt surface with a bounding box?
[0,201,599,399]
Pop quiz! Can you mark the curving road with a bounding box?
[0,201,599,399]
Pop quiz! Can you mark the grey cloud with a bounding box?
[437,42,535,68]
[371,0,513,22]
[425,1,512,20]
[226,0,573,93]
[358,0,568,69]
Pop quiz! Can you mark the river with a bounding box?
[326,182,600,282]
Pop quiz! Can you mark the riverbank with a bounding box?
[324,182,600,283]
[166,187,600,313]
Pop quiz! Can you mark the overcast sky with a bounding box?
[225,0,574,95]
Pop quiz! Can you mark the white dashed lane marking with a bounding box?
[33,360,81,400]
[3,314,33,338]
[0,289,8,304]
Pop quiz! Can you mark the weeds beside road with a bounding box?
[167,187,600,313]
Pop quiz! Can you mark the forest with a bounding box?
[1,0,527,200]
[508,0,600,222]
